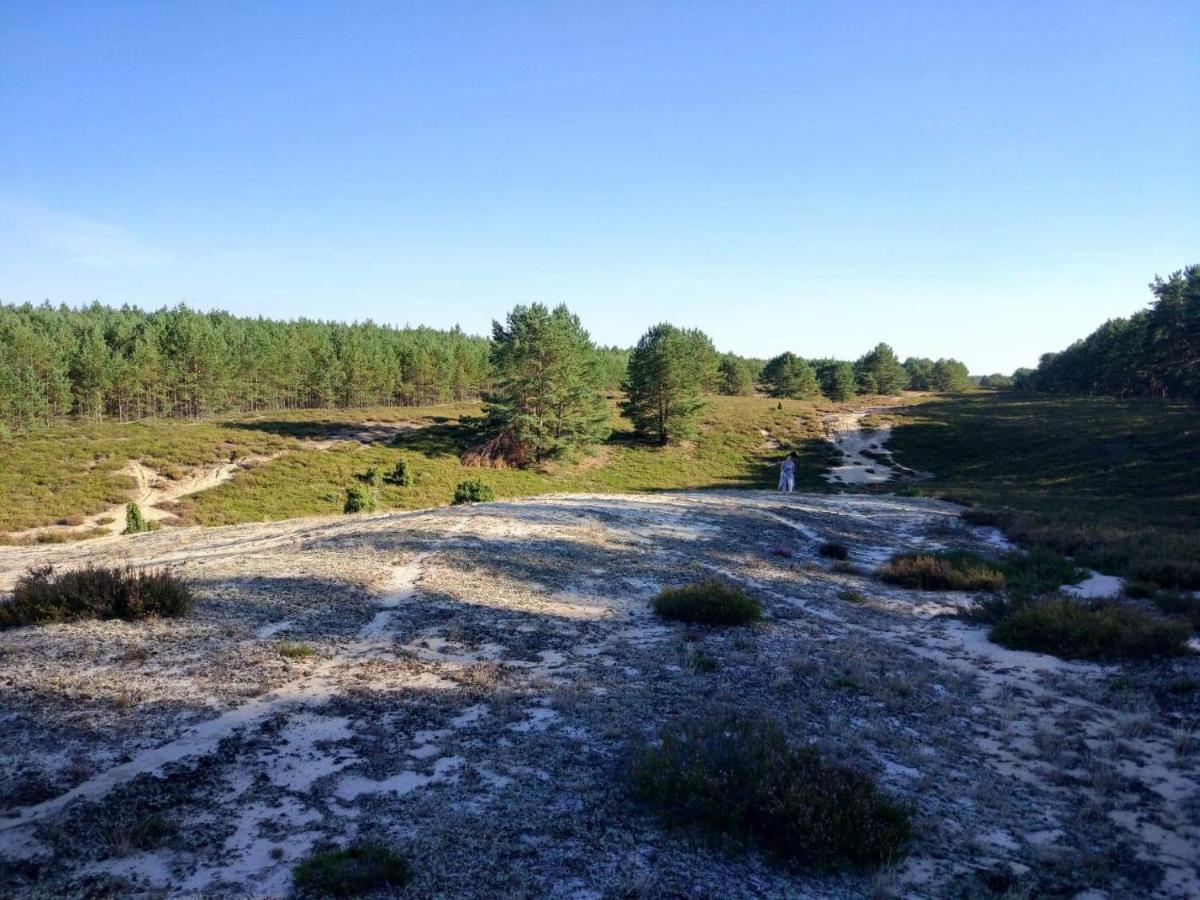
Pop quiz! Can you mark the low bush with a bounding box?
[878,551,1005,592]
[360,467,381,487]
[988,597,1191,660]
[632,709,910,869]
[388,459,412,487]
[0,565,193,629]
[452,477,495,505]
[817,541,850,561]
[293,841,411,897]
[651,579,762,625]
[344,485,377,514]
[124,503,150,534]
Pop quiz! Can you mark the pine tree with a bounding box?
[622,324,717,445]
[483,303,611,462]
[717,355,754,396]
[761,352,820,399]
[855,343,908,395]
[930,358,971,392]
[814,359,856,401]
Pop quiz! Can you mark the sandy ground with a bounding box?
[1,490,1197,899]
[822,410,920,486]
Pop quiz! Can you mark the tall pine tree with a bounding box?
[622,324,717,444]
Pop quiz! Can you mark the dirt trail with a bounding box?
[0,492,1196,898]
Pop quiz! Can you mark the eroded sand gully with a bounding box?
[0,492,1197,898]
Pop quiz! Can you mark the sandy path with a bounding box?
[0,492,1196,898]
[822,407,918,485]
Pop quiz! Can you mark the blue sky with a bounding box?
[2,1,1197,373]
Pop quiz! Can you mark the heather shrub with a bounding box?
[293,842,411,897]
[632,710,910,869]
[989,597,1190,660]
[651,579,762,625]
[878,551,1005,591]
[0,565,193,628]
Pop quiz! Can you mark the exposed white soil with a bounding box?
[1064,571,1126,600]
[823,409,920,486]
[0,492,1197,898]
[9,421,420,543]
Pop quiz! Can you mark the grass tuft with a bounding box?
[293,841,412,897]
[632,709,910,869]
[652,579,762,626]
[0,565,193,629]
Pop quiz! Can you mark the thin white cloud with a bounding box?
[3,203,166,270]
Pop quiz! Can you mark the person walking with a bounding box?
[778,452,796,493]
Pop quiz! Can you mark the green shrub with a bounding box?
[360,467,381,487]
[388,458,412,487]
[0,565,193,629]
[878,551,1005,591]
[818,541,850,561]
[632,710,910,869]
[293,841,411,897]
[1123,580,1159,599]
[989,597,1191,660]
[343,484,377,514]
[651,579,762,625]
[124,503,150,534]
[452,477,495,505]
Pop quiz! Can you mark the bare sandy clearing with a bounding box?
[0,491,1196,898]
[823,408,915,486]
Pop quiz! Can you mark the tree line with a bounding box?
[0,301,634,433]
[0,299,968,441]
[1013,265,1199,401]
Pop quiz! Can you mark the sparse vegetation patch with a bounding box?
[343,484,377,514]
[818,541,850,560]
[651,579,762,625]
[0,565,193,629]
[632,710,911,869]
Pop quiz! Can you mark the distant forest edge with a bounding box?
[0,263,1193,433]
[1014,265,1199,401]
[0,301,965,433]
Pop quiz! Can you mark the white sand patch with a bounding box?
[336,755,463,800]
[1063,571,1124,599]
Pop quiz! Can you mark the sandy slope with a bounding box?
[0,490,1196,898]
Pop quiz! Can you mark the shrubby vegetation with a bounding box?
[632,709,911,869]
[878,551,1007,592]
[293,842,411,897]
[651,579,762,625]
[124,503,150,534]
[981,597,1191,660]
[0,565,193,628]
[622,324,718,444]
[343,484,377,514]
[452,477,495,504]
[1018,264,1199,400]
